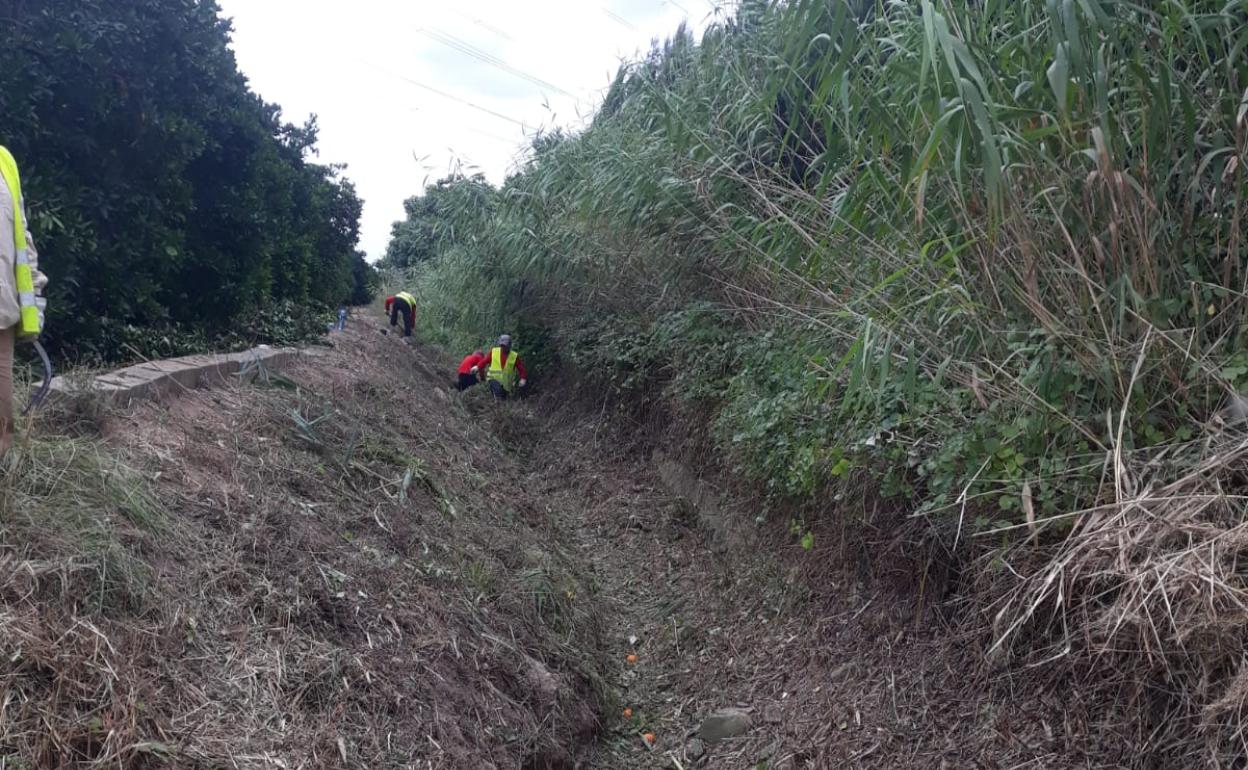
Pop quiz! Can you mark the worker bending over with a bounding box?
[456,349,485,391]
[384,291,418,337]
[472,334,527,400]
[0,146,48,456]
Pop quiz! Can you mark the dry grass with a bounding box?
[0,434,161,612]
[0,429,170,766]
[0,320,609,769]
[983,427,1248,765]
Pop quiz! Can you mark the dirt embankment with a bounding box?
[2,320,604,769]
[2,317,1138,769]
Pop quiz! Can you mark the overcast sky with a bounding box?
[215,0,717,262]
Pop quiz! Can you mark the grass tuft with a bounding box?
[0,435,162,613]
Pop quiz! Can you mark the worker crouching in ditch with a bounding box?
[472,334,528,400]
[456,348,485,391]
[0,146,48,457]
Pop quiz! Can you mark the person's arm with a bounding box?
[385,297,393,313]
[515,356,528,383]
[25,214,47,329]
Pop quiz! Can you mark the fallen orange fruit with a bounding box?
[626,653,638,664]
[622,708,633,719]
[642,732,656,745]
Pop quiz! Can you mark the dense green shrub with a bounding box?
[0,0,374,362]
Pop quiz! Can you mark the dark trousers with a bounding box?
[457,373,479,391]
[389,299,413,337]
[488,380,528,400]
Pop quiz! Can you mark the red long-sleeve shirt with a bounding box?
[458,352,486,375]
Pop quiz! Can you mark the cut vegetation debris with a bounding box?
[0,321,605,769]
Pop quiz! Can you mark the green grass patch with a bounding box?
[0,436,165,612]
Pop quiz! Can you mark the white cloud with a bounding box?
[215,0,717,261]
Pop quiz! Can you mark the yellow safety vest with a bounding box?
[486,346,519,392]
[395,291,417,308]
[0,146,40,336]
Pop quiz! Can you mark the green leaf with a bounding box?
[910,104,964,186]
[1047,42,1070,113]
[960,77,1002,208]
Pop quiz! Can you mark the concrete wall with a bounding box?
[43,345,301,406]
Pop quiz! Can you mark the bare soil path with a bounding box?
[520,415,840,769]
[514,386,1098,769]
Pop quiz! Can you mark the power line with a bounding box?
[602,8,639,30]
[418,28,577,99]
[421,27,570,95]
[451,9,516,42]
[360,59,534,130]
[473,18,514,42]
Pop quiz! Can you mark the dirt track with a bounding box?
[1,315,1132,769]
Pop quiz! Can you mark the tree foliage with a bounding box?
[381,174,495,270]
[0,0,375,361]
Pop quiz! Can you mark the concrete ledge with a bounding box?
[654,450,755,551]
[42,345,301,406]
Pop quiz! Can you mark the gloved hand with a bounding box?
[470,366,479,374]
[519,379,527,387]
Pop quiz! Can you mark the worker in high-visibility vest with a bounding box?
[471,334,528,400]
[0,146,48,456]
[384,291,418,338]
